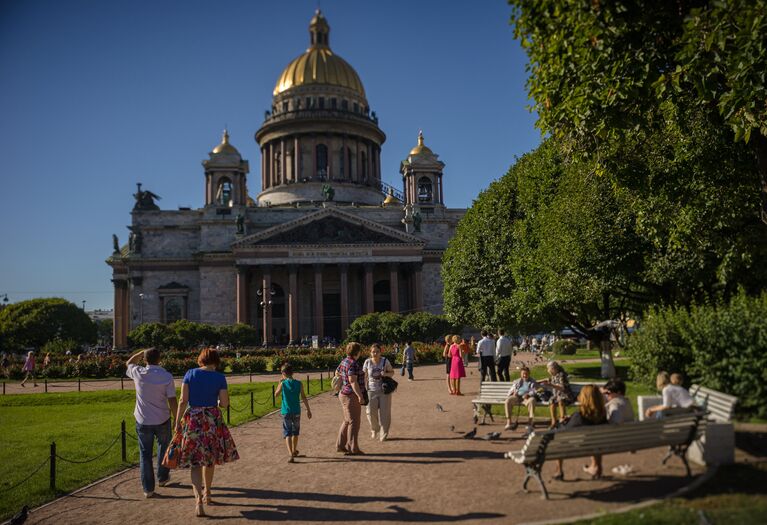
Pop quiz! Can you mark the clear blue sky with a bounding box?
[0,0,540,310]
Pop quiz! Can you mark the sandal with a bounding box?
[203,488,214,505]
[195,497,206,517]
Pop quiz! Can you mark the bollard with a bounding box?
[50,442,56,491]
[320,372,323,391]
[272,384,276,407]
[3,381,6,395]
[78,377,81,392]
[121,377,124,390]
[227,405,231,424]
[307,375,310,395]
[249,371,252,383]
[250,391,254,415]
[121,420,126,462]
[45,379,48,393]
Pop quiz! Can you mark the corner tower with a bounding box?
[255,10,386,205]
[400,131,445,209]
[203,130,249,207]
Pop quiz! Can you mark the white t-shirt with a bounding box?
[496,336,513,358]
[127,364,176,425]
[362,357,393,392]
[605,396,635,424]
[662,384,694,409]
[476,337,495,357]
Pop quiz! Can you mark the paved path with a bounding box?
[25,363,702,525]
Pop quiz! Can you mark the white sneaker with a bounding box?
[144,491,154,499]
[379,433,388,442]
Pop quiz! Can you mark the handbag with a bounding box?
[382,376,398,395]
[331,370,342,394]
[161,431,183,469]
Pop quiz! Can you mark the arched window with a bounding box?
[316,144,328,179]
[216,177,233,206]
[164,297,183,323]
[417,176,433,203]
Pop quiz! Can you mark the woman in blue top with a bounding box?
[173,348,239,517]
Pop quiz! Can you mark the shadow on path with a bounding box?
[240,503,504,522]
[213,487,412,504]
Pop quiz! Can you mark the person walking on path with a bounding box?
[363,343,395,441]
[459,338,470,367]
[126,348,178,498]
[336,342,367,455]
[476,331,497,382]
[274,362,312,463]
[442,335,453,394]
[400,341,415,380]
[20,350,37,387]
[173,348,239,517]
[495,330,513,382]
[448,335,466,395]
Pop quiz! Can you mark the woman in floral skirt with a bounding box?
[173,348,239,517]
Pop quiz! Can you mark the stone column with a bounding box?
[262,266,272,345]
[413,263,423,312]
[439,174,444,204]
[112,279,128,349]
[364,263,375,313]
[389,262,399,313]
[236,266,249,324]
[280,139,285,185]
[294,136,300,181]
[288,265,298,344]
[339,263,349,334]
[313,264,324,338]
[261,147,266,191]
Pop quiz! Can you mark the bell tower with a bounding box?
[400,131,445,209]
[202,130,249,207]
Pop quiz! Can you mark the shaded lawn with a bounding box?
[0,379,330,521]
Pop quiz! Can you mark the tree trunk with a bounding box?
[756,134,767,226]
[600,340,616,379]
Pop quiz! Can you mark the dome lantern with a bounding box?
[309,9,330,48]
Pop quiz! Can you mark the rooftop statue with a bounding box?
[133,182,161,211]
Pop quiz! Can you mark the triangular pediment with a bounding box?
[233,207,424,248]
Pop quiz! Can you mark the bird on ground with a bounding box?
[435,403,445,412]
[10,506,28,525]
[481,431,502,440]
[462,427,477,439]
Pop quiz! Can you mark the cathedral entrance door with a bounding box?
[323,292,341,343]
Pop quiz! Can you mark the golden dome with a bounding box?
[409,130,434,156]
[383,189,399,205]
[212,129,240,156]
[273,10,366,98]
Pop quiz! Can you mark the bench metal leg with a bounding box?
[661,445,693,477]
[522,463,549,500]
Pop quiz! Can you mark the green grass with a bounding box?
[0,378,331,521]
[574,462,767,524]
[547,346,602,361]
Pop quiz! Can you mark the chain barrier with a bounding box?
[55,433,121,464]
[0,456,49,494]
[124,431,139,441]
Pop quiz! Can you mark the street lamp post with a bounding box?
[256,286,275,347]
[81,300,86,311]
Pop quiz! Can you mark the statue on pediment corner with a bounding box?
[112,234,120,254]
[133,182,161,211]
[236,212,245,235]
[322,184,335,202]
[402,204,415,234]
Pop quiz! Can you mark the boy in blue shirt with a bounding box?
[274,363,312,463]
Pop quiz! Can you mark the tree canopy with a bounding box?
[0,298,97,351]
[508,0,767,222]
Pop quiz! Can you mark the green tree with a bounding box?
[0,298,97,351]
[508,0,767,222]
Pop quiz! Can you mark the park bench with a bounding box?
[471,381,585,424]
[638,384,738,466]
[504,410,707,499]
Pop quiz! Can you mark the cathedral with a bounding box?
[107,11,465,348]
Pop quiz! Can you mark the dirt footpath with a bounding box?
[26,363,702,525]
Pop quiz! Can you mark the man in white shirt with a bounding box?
[475,330,497,382]
[504,366,538,436]
[495,329,513,381]
[602,378,635,424]
[126,348,178,498]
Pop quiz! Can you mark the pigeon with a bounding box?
[10,506,28,525]
[462,427,477,439]
[435,403,445,412]
[481,431,502,440]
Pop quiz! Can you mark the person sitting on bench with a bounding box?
[553,385,608,480]
[504,366,538,436]
[645,372,694,419]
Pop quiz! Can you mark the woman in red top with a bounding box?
[448,335,466,395]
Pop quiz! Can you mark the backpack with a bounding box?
[381,358,398,394]
[331,365,343,394]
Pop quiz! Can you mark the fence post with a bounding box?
[250,391,254,415]
[3,381,6,395]
[227,405,231,424]
[50,442,56,491]
[121,377,124,390]
[78,377,81,392]
[45,379,48,393]
[272,384,276,407]
[121,420,126,462]
[307,375,310,395]
[320,372,323,391]
[249,371,252,383]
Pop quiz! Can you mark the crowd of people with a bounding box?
[108,337,699,517]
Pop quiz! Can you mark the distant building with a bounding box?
[107,11,465,348]
[87,309,114,322]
